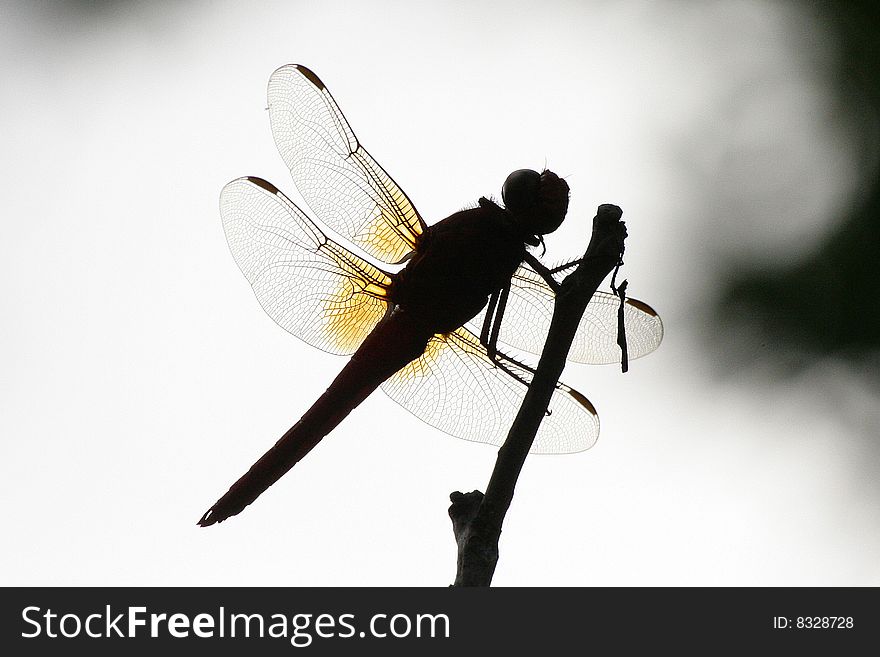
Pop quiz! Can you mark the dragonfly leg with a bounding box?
[477,284,558,417]
[487,283,510,361]
[549,259,583,275]
[479,283,510,362]
[522,252,562,292]
[480,289,500,358]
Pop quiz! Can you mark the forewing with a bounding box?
[469,264,664,364]
[380,327,599,454]
[267,64,426,265]
[220,177,391,355]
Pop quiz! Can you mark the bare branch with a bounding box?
[450,204,626,587]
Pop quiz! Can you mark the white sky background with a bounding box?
[2,0,878,586]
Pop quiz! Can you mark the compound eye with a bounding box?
[501,169,541,212]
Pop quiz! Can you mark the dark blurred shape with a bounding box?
[15,0,149,25]
[715,0,880,386]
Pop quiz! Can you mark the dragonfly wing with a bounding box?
[220,177,392,355]
[468,263,664,364]
[380,326,599,454]
[267,64,426,265]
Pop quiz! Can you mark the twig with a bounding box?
[449,204,626,586]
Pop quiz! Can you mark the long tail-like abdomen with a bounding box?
[198,310,432,527]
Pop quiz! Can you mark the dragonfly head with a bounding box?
[502,169,570,238]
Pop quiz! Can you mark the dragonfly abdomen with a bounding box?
[198,309,434,526]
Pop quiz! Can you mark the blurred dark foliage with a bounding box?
[715,0,880,384]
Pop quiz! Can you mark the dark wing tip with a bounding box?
[292,64,325,91]
[561,385,598,416]
[625,298,659,317]
[244,176,280,195]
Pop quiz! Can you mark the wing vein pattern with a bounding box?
[220,177,390,355]
[268,64,425,265]
[381,326,599,454]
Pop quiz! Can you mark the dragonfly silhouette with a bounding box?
[198,65,663,527]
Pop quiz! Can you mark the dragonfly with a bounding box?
[198,65,663,527]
